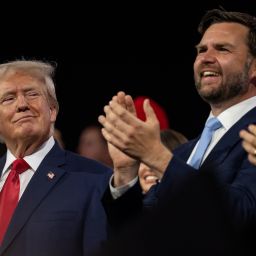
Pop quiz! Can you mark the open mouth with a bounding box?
[200,71,220,78]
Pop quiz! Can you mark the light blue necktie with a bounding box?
[189,117,222,169]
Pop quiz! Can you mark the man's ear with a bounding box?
[50,106,57,122]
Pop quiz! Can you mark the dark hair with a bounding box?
[160,129,188,151]
[198,9,256,57]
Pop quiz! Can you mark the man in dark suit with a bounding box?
[98,8,256,250]
[0,60,112,256]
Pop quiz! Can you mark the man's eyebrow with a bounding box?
[195,44,206,50]
[0,90,15,97]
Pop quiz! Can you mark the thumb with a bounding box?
[143,99,159,124]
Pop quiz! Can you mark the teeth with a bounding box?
[145,176,158,182]
[202,71,219,77]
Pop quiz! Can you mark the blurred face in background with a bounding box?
[138,163,160,194]
[77,126,113,167]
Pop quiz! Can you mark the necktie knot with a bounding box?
[12,158,30,175]
[205,117,222,131]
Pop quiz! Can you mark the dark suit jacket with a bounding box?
[101,107,256,254]
[156,106,256,228]
[0,142,112,256]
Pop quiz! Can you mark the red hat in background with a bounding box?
[134,96,170,130]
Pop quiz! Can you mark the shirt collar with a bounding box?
[2,136,55,177]
[208,96,256,130]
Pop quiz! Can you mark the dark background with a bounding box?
[1,1,255,151]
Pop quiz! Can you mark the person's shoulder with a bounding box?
[64,149,113,176]
[173,139,194,154]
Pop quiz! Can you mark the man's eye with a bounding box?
[197,48,207,54]
[1,96,15,104]
[219,47,229,52]
[27,92,40,98]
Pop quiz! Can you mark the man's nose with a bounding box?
[200,49,217,64]
[16,95,29,111]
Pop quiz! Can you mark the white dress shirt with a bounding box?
[110,96,256,198]
[187,96,256,165]
[0,136,55,199]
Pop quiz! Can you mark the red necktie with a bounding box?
[0,158,30,244]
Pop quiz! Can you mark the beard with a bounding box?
[194,58,252,104]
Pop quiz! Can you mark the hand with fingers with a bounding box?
[240,124,256,165]
[99,92,140,187]
[98,91,173,187]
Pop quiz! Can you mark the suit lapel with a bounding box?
[0,143,67,253]
[0,155,6,176]
[202,107,256,168]
[174,107,256,169]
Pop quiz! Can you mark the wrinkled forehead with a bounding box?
[0,71,47,98]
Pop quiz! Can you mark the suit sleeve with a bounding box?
[156,153,256,232]
[102,181,144,236]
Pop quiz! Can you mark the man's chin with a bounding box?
[15,129,37,140]
[198,86,222,102]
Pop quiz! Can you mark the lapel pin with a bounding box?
[47,171,55,180]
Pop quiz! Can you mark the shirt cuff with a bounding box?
[109,174,138,199]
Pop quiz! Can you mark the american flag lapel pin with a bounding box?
[47,171,55,180]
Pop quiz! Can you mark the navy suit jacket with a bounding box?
[0,142,112,256]
[156,106,256,228]
[103,106,256,233]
